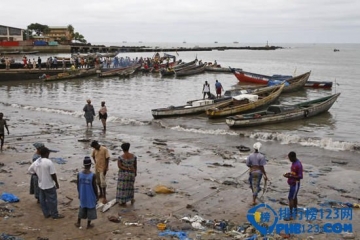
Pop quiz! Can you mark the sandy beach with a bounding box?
[0,120,359,240]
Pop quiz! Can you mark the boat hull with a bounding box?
[206,84,285,118]
[226,93,340,128]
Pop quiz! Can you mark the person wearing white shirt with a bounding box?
[28,147,64,219]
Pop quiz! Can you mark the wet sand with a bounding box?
[0,121,359,240]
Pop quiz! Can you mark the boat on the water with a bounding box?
[175,64,206,77]
[205,65,232,73]
[230,68,293,84]
[97,64,141,78]
[225,71,311,94]
[205,84,285,119]
[304,80,332,89]
[43,68,97,81]
[226,93,340,128]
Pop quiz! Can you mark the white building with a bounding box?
[0,25,24,41]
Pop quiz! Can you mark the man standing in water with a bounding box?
[0,113,10,151]
[83,99,96,128]
[202,81,211,99]
[91,140,110,204]
[246,142,267,206]
[283,151,303,220]
[215,80,224,98]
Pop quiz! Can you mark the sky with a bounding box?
[1,0,360,44]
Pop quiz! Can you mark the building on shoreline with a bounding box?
[0,25,24,42]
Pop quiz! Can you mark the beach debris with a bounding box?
[102,198,117,212]
[154,185,175,194]
[50,157,67,164]
[108,215,121,223]
[209,162,234,168]
[236,145,250,152]
[77,139,91,142]
[112,230,122,234]
[0,233,24,240]
[15,161,32,165]
[0,162,4,167]
[157,223,167,230]
[331,160,348,165]
[341,232,356,239]
[158,230,188,239]
[124,222,142,226]
[145,190,155,197]
[1,192,19,203]
[153,141,167,146]
[327,185,349,193]
[222,180,238,186]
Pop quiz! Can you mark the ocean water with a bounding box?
[0,43,359,158]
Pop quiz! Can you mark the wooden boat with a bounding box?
[176,64,206,77]
[205,84,285,119]
[230,68,293,84]
[226,93,340,128]
[205,65,233,73]
[97,64,140,78]
[160,68,175,76]
[304,81,332,89]
[118,68,137,77]
[151,96,237,119]
[43,68,97,81]
[173,59,197,70]
[227,71,311,94]
[280,71,311,93]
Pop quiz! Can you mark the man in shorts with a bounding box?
[283,151,303,220]
[91,140,110,204]
[0,113,10,151]
[215,80,224,98]
[75,156,98,229]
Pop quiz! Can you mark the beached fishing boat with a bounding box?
[226,93,340,128]
[304,80,332,89]
[151,96,236,119]
[160,68,175,76]
[230,68,293,84]
[176,64,206,77]
[205,84,285,119]
[43,68,97,82]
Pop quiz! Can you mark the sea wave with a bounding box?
[155,120,359,152]
[0,102,150,126]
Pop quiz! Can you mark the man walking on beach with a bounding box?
[283,151,303,220]
[0,113,10,152]
[215,80,224,98]
[28,147,64,219]
[246,142,267,206]
[91,140,110,204]
[75,156,98,229]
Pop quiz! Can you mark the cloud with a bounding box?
[1,0,359,43]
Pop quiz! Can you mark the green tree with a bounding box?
[67,24,75,40]
[74,32,87,44]
[27,23,49,36]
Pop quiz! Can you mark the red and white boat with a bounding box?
[230,68,292,85]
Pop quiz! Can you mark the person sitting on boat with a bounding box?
[215,80,224,98]
[202,81,211,99]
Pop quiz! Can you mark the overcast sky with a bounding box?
[2,0,359,44]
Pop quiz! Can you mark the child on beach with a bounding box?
[75,156,98,229]
[0,112,10,151]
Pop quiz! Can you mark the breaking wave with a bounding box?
[154,120,359,152]
[1,102,150,126]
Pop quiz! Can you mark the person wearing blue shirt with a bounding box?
[75,156,98,229]
[215,80,224,98]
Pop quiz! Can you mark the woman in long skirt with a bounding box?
[116,143,137,206]
[83,99,95,127]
